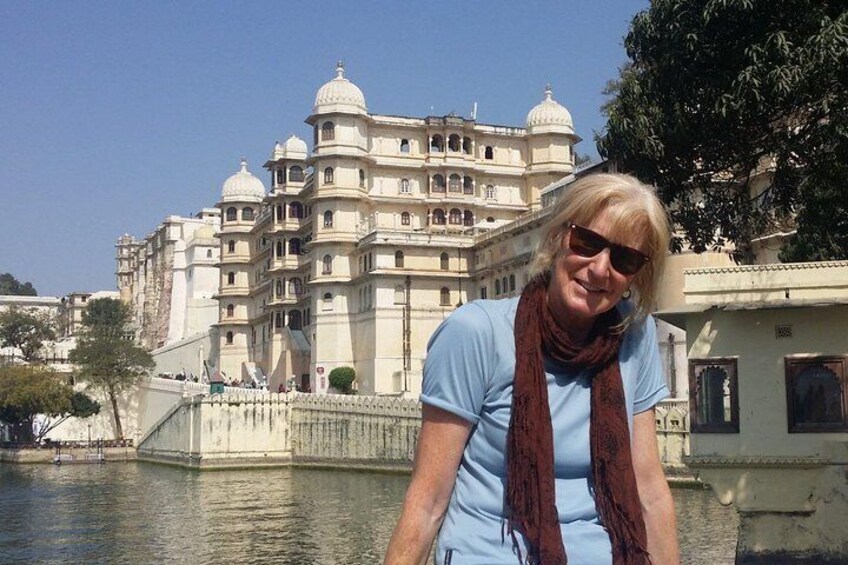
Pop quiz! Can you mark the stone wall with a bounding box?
[138,391,688,474]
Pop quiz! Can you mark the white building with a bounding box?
[214,63,579,394]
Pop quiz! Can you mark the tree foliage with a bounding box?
[69,298,152,439]
[0,307,56,362]
[0,365,99,443]
[597,0,848,262]
[328,366,356,394]
[0,273,37,296]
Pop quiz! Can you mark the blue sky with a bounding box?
[0,0,648,297]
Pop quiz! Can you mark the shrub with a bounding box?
[328,366,356,394]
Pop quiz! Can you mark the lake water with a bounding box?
[0,464,737,564]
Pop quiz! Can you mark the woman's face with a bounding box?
[547,210,644,336]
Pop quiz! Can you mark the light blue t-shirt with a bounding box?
[420,298,668,565]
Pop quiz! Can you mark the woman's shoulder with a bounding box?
[457,297,519,332]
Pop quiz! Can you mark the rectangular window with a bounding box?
[785,356,848,433]
[689,358,739,433]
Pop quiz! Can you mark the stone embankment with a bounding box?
[137,390,691,478]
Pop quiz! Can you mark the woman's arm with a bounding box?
[384,404,473,565]
[632,408,680,565]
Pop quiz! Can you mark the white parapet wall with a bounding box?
[137,390,687,473]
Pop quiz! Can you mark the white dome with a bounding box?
[271,135,308,160]
[313,62,367,114]
[192,224,216,241]
[221,159,265,202]
[526,85,574,134]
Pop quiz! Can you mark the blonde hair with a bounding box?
[530,173,670,324]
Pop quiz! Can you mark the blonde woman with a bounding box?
[386,174,679,564]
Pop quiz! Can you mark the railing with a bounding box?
[1,438,134,449]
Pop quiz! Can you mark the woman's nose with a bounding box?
[588,248,613,277]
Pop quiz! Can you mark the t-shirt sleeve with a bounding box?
[632,315,670,414]
[420,302,494,424]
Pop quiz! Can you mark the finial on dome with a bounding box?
[544,83,553,101]
[239,157,248,172]
[336,60,345,79]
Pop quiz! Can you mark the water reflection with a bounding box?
[0,464,736,564]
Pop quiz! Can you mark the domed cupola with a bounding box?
[270,135,309,160]
[221,158,266,202]
[313,61,367,115]
[526,84,574,135]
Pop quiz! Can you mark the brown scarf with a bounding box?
[506,274,650,564]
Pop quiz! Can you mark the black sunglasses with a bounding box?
[566,223,650,276]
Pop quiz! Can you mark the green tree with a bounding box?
[328,366,356,394]
[0,307,56,362]
[597,0,848,263]
[0,273,37,296]
[69,298,153,439]
[0,365,99,443]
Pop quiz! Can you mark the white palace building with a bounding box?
[119,63,722,397]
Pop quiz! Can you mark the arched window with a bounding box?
[448,174,461,193]
[395,250,404,268]
[432,209,446,225]
[323,210,333,228]
[430,134,444,152]
[206,249,213,258]
[321,121,335,141]
[359,169,365,188]
[227,272,235,285]
[275,312,283,328]
[502,277,508,294]
[226,304,234,317]
[322,292,333,311]
[495,278,501,296]
[400,139,410,153]
[440,287,450,306]
[276,205,284,222]
[324,167,334,185]
[509,274,516,292]
[276,169,284,185]
[463,210,474,227]
[463,176,473,194]
[288,310,302,330]
[401,211,410,226]
[440,252,449,270]
[242,207,254,221]
[225,331,233,345]
[275,279,283,298]
[394,285,405,305]
[486,185,496,199]
[432,174,445,193]
[449,208,462,225]
[226,207,237,222]
[227,240,235,253]
[289,201,303,219]
[275,240,284,257]
[322,254,332,275]
[400,178,410,194]
[462,136,472,155]
[289,238,301,255]
[448,134,460,152]
[289,166,304,182]
[484,146,494,160]
[288,278,303,296]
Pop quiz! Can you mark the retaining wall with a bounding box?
[138,392,688,474]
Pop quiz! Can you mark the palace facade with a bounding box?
[215,63,579,394]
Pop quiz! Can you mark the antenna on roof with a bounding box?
[471,102,478,121]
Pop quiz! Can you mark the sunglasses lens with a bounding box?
[610,248,645,275]
[569,225,605,258]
